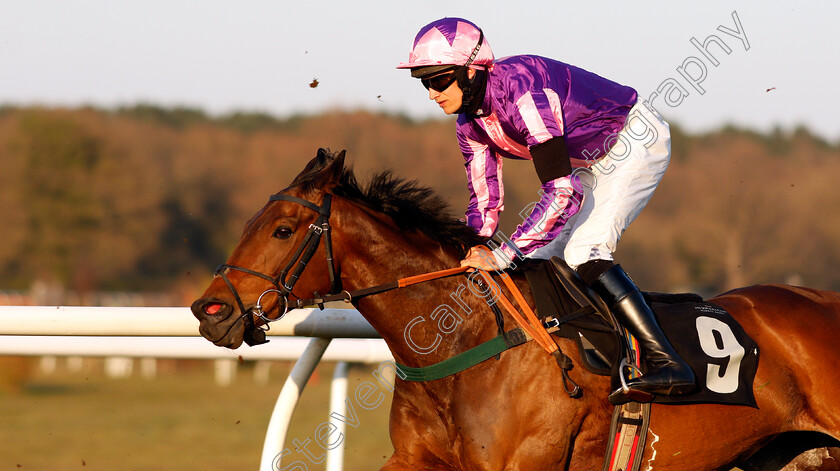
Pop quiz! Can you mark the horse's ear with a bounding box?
[314,149,345,189]
[290,148,346,189]
[324,149,346,184]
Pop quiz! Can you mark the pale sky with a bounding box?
[2,1,838,140]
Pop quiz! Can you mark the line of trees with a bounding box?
[0,105,838,298]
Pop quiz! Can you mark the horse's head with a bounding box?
[191,148,346,348]
[192,147,488,349]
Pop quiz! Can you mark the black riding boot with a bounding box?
[590,264,696,405]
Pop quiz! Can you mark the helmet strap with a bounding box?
[456,28,487,115]
[464,29,484,68]
[456,67,487,115]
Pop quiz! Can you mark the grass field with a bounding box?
[0,357,786,471]
[0,358,394,471]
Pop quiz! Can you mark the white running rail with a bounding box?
[0,306,392,471]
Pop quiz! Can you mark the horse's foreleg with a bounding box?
[382,387,458,470]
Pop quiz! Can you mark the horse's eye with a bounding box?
[273,227,293,239]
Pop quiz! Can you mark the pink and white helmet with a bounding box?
[396,18,493,78]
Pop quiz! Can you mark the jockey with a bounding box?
[397,17,696,404]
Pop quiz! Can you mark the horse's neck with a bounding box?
[334,204,496,366]
[332,207,606,420]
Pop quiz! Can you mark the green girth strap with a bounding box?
[395,328,529,382]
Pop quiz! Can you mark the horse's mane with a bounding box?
[291,149,487,257]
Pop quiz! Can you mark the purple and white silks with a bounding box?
[457,54,637,260]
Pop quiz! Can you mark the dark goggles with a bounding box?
[421,70,458,92]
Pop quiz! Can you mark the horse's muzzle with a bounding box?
[191,297,275,348]
[191,298,245,348]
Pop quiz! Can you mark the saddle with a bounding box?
[518,258,762,471]
[522,257,760,408]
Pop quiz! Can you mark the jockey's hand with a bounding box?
[460,246,510,271]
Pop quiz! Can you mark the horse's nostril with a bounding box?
[205,303,223,315]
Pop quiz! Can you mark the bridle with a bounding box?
[214,192,342,346]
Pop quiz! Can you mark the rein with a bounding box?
[293,266,472,309]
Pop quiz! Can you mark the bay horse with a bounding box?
[192,149,840,470]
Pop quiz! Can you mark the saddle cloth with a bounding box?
[522,259,760,408]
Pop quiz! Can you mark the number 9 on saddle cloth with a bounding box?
[522,258,760,407]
